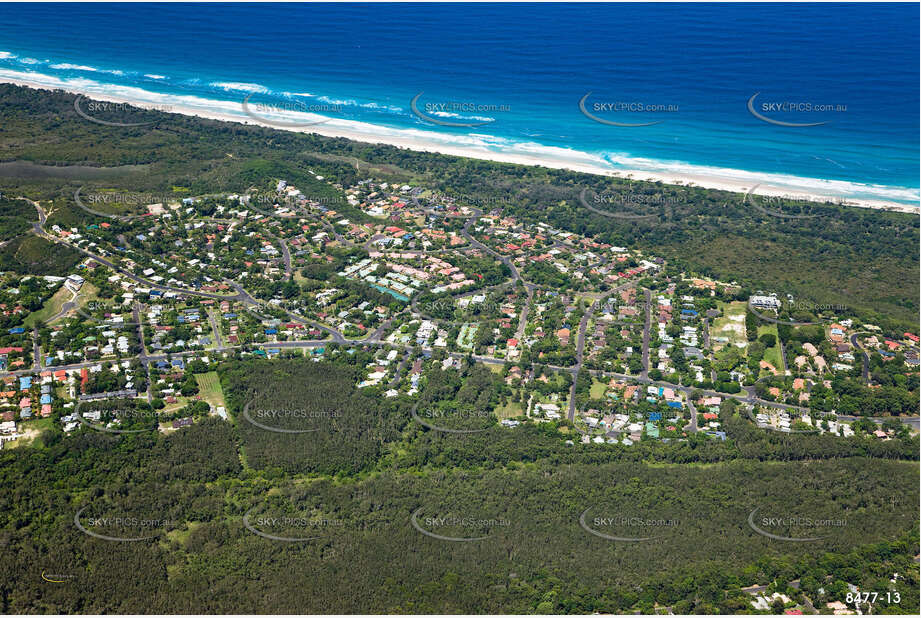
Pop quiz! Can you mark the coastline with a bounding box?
[3,75,918,215]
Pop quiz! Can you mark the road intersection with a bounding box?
[11,197,917,433]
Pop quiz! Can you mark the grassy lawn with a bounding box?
[7,417,54,448]
[493,400,523,419]
[292,270,309,286]
[757,324,784,371]
[161,398,192,415]
[166,521,203,545]
[25,282,101,328]
[590,377,608,398]
[24,287,71,328]
[76,282,102,308]
[711,300,748,350]
[194,371,227,412]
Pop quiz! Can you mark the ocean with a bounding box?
[0,2,918,206]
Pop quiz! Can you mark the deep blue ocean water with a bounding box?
[0,2,917,204]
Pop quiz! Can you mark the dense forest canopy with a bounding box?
[0,356,917,613]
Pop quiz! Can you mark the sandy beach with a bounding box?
[3,76,918,215]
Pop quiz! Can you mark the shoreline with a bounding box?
[3,76,918,215]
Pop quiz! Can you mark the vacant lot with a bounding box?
[757,323,784,372]
[711,301,748,351]
[194,371,226,413]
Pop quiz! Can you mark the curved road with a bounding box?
[14,196,918,433]
[849,332,871,384]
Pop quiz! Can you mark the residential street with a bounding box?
[641,288,651,380]
[12,195,918,433]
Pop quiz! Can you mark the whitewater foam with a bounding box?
[0,66,917,210]
[209,81,269,93]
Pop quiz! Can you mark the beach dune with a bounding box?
[2,75,917,215]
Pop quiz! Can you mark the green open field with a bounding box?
[7,417,54,449]
[758,323,784,372]
[194,371,226,412]
[711,300,748,351]
[24,281,100,328]
[160,397,193,416]
[590,377,608,398]
[23,287,70,328]
[493,400,524,419]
